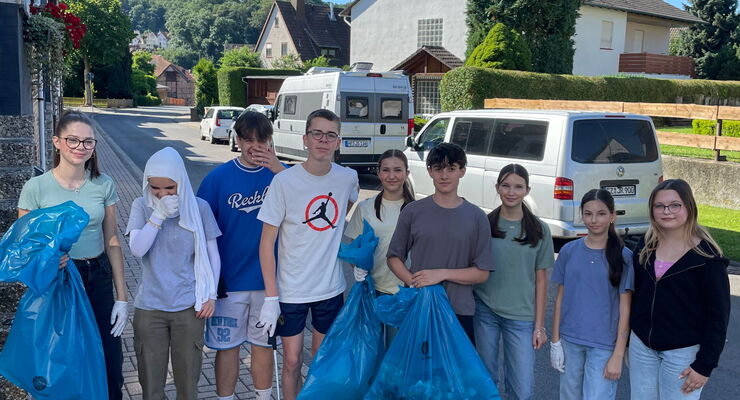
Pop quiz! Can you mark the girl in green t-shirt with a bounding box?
[473,163,554,400]
[17,111,127,400]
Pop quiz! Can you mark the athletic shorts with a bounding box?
[205,290,270,349]
[276,293,344,337]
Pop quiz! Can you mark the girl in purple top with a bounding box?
[550,189,633,400]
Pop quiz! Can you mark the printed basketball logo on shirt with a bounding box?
[302,192,339,231]
[227,187,269,214]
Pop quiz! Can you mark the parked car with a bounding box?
[405,109,663,238]
[199,106,244,144]
[225,105,276,152]
[271,67,414,169]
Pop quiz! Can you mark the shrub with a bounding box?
[219,46,262,68]
[440,66,740,111]
[131,69,156,96]
[218,67,301,107]
[193,58,218,109]
[692,119,740,137]
[466,23,532,71]
[134,94,162,106]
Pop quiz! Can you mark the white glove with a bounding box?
[151,195,179,220]
[354,267,368,282]
[110,300,129,337]
[550,340,565,373]
[257,296,281,337]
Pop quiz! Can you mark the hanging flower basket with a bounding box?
[23,2,86,82]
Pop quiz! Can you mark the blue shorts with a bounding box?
[277,293,344,337]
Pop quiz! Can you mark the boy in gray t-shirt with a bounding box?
[387,143,494,343]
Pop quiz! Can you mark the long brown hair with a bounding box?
[374,149,414,220]
[639,179,722,265]
[581,189,624,287]
[488,163,543,247]
[54,111,101,179]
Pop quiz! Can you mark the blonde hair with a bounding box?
[639,179,722,265]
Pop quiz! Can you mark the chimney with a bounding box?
[291,0,305,21]
[329,3,336,21]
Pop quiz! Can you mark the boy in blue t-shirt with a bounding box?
[197,111,286,400]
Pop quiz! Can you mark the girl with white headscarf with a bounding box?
[126,147,222,400]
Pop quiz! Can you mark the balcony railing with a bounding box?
[618,53,695,77]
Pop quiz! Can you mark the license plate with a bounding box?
[602,185,636,196]
[344,139,369,147]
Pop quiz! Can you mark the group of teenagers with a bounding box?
[17,108,730,400]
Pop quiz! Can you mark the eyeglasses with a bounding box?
[307,130,339,142]
[653,203,682,213]
[62,137,97,150]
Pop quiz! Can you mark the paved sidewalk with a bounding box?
[92,117,310,400]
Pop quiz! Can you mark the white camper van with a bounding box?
[271,67,414,168]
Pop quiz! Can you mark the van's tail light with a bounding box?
[215,116,221,127]
[658,175,664,183]
[407,118,414,136]
[366,73,382,77]
[554,177,574,200]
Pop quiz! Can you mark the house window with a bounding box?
[281,42,288,56]
[416,80,441,115]
[417,18,443,47]
[275,16,279,28]
[601,21,613,49]
[320,48,337,57]
[266,43,272,58]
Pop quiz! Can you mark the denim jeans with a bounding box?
[629,331,702,400]
[473,297,535,400]
[74,254,123,400]
[559,339,618,400]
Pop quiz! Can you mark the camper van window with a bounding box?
[346,97,369,119]
[451,118,494,156]
[489,120,548,161]
[381,98,403,120]
[284,95,297,115]
[419,118,450,150]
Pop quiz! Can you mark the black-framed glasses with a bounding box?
[307,130,339,142]
[62,137,97,150]
[653,203,682,213]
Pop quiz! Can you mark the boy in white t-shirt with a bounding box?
[257,109,359,400]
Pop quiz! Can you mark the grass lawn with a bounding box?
[697,204,740,262]
[656,126,740,162]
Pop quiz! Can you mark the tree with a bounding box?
[301,56,331,72]
[193,58,219,113]
[271,54,302,70]
[219,46,262,68]
[122,0,166,32]
[466,0,580,74]
[681,0,740,79]
[68,0,134,105]
[157,45,200,70]
[466,23,532,71]
[132,50,155,75]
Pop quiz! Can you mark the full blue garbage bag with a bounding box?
[0,201,108,399]
[365,285,501,400]
[297,220,383,399]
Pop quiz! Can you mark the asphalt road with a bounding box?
[91,105,740,399]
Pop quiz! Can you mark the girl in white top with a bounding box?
[345,149,414,344]
[126,147,222,399]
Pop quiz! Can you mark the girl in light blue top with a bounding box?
[17,111,127,400]
[550,189,633,400]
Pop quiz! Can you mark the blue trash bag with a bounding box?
[337,219,378,271]
[297,220,383,399]
[365,285,501,400]
[0,201,108,399]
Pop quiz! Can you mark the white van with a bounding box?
[271,67,414,168]
[405,109,663,238]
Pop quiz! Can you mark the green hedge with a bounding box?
[134,94,162,106]
[692,119,740,137]
[218,67,302,107]
[440,66,740,111]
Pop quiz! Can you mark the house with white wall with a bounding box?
[254,0,350,68]
[340,0,702,113]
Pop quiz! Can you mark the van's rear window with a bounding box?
[572,119,658,164]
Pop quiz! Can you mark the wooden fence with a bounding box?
[483,98,740,160]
